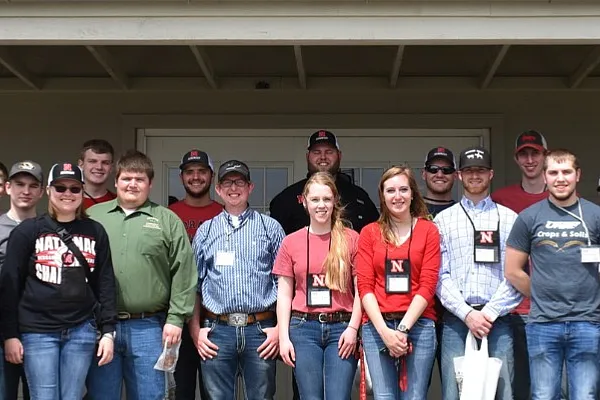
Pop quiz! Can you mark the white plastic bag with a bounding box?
[453,332,502,400]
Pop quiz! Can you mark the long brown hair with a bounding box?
[377,165,429,245]
[303,172,351,293]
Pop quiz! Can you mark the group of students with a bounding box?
[0,129,597,400]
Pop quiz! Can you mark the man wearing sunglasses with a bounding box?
[422,147,457,220]
[0,161,44,400]
[191,160,285,400]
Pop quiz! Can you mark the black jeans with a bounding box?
[174,322,208,400]
[4,360,29,400]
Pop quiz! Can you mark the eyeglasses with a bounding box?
[425,165,455,175]
[220,179,248,188]
[52,185,82,194]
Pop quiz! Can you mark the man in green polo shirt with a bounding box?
[85,150,197,400]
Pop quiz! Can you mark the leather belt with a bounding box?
[291,311,352,323]
[204,310,275,327]
[117,310,165,320]
[382,312,406,321]
[468,303,486,311]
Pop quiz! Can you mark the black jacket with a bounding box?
[269,173,379,235]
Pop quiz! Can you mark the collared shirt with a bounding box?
[88,199,198,328]
[193,207,285,314]
[434,195,522,321]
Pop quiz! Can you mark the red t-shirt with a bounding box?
[492,183,548,315]
[356,219,440,322]
[168,200,223,241]
[83,191,116,210]
[273,227,359,313]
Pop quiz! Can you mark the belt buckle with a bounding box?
[227,313,248,327]
[117,312,131,320]
[318,313,328,323]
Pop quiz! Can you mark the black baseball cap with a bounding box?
[307,130,340,150]
[180,149,213,171]
[515,130,548,154]
[8,160,43,183]
[218,160,251,182]
[424,147,456,169]
[459,146,492,170]
[48,162,85,186]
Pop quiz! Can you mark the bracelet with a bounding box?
[347,325,359,332]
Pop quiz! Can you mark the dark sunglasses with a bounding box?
[52,185,82,194]
[425,165,455,175]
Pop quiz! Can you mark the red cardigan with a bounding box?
[356,219,441,322]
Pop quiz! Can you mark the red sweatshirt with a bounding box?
[356,219,440,322]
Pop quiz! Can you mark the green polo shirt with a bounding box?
[88,199,197,328]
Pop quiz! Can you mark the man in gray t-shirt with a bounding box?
[0,160,44,400]
[505,149,600,399]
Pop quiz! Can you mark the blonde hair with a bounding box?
[377,165,429,245]
[303,172,351,293]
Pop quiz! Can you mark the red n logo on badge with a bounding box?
[480,231,494,244]
[312,274,326,287]
[390,260,404,273]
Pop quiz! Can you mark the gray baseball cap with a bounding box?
[8,160,43,183]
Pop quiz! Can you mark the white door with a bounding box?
[139,128,488,400]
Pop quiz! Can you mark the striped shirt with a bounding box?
[192,207,285,314]
[434,195,522,321]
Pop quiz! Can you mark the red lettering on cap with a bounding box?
[63,163,72,171]
[437,147,445,153]
[521,135,536,142]
[318,131,327,137]
[190,150,198,157]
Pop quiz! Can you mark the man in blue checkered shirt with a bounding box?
[434,146,522,400]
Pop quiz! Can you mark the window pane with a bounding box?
[361,168,384,206]
[266,168,288,206]
[168,167,185,205]
[249,167,265,213]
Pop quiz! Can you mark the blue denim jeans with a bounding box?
[440,313,513,400]
[86,315,165,400]
[526,321,600,400]
[362,317,437,400]
[200,318,277,400]
[288,317,358,400]
[21,319,96,400]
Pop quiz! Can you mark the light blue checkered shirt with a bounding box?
[434,195,523,321]
[192,207,285,314]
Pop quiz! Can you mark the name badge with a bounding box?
[474,230,500,263]
[385,259,411,294]
[581,246,600,263]
[215,251,235,266]
[307,274,332,307]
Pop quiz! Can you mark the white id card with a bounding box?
[309,290,331,307]
[216,251,235,266]
[387,276,409,293]
[580,246,600,263]
[475,248,497,263]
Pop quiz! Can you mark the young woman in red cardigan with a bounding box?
[275,172,362,400]
[356,165,441,399]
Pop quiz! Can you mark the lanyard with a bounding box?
[459,202,500,233]
[556,200,591,246]
[385,218,413,264]
[306,227,332,284]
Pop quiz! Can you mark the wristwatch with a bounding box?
[102,331,116,340]
[396,324,410,334]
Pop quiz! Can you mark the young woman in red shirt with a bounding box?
[275,172,362,400]
[356,165,440,399]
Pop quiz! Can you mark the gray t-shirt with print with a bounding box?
[507,198,600,323]
[0,213,18,273]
